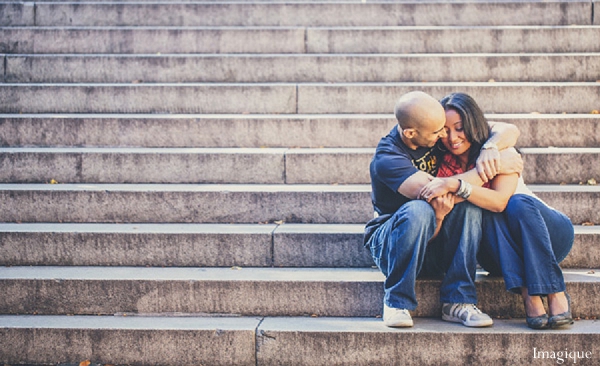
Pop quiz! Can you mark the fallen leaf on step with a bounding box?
[591,110,599,114]
[79,361,91,366]
[274,220,284,225]
[588,270,595,274]
[588,178,597,185]
[581,222,594,226]
[49,179,58,184]
[231,266,242,270]
[488,79,495,83]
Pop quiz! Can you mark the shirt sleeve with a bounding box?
[372,148,419,194]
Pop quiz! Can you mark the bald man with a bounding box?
[364,91,522,327]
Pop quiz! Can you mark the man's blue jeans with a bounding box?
[478,194,574,295]
[366,200,482,310]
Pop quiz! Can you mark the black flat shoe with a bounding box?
[524,297,549,330]
[549,292,574,329]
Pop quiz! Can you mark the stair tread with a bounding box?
[1,266,597,283]
[0,314,597,333]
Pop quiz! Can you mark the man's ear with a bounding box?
[402,128,416,139]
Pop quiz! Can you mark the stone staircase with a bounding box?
[1,0,599,364]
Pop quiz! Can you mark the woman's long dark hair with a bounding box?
[439,92,490,169]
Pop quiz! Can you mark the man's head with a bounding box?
[394,91,447,149]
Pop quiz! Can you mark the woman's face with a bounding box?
[441,109,472,157]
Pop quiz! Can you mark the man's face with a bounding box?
[412,119,447,148]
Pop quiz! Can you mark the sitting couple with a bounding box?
[364,91,574,329]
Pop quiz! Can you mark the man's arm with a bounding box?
[397,171,435,199]
[477,121,521,182]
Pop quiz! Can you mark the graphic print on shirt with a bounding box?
[412,148,439,176]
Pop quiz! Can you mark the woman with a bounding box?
[420,92,575,329]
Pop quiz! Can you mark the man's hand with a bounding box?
[476,147,501,183]
[430,193,455,221]
[498,148,524,176]
[419,177,459,202]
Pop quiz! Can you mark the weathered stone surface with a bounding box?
[7,54,600,83]
[0,84,297,114]
[0,267,598,318]
[33,2,592,27]
[0,223,275,267]
[2,114,600,148]
[257,317,600,366]
[297,83,600,114]
[0,315,258,366]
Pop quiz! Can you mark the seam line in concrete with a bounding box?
[295,84,299,114]
[269,225,277,267]
[254,316,265,366]
[33,2,37,26]
[592,1,595,25]
[2,55,6,82]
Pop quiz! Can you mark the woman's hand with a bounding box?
[430,193,455,221]
[419,177,458,202]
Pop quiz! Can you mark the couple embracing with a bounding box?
[364,91,574,330]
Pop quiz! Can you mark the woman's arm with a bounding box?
[477,121,521,182]
[421,173,519,212]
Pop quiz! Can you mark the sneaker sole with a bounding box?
[442,314,493,327]
[384,319,414,327]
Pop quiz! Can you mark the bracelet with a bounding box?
[456,179,473,200]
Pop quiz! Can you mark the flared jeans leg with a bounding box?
[480,194,574,295]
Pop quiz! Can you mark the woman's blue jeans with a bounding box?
[478,194,574,295]
[367,200,482,310]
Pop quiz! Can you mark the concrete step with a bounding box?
[0,266,598,318]
[0,147,598,185]
[5,53,600,83]
[2,26,599,54]
[1,114,599,148]
[0,83,298,114]
[257,317,600,366]
[307,25,600,54]
[0,314,259,366]
[1,316,598,366]
[1,315,598,366]
[0,223,596,269]
[0,147,288,184]
[1,82,599,114]
[25,1,593,27]
[0,183,598,224]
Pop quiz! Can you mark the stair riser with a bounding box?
[0,84,298,114]
[0,277,597,318]
[0,28,306,54]
[1,327,256,366]
[0,150,286,184]
[297,84,600,114]
[1,116,599,148]
[3,27,600,54]
[1,84,599,114]
[1,317,598,366]
[0,149,597,185]
[0,228,595,268]
[257,322,600,366]
[30,2,592,27]
[7,54,600,83]
[0,189,598,224]
[308,27,600,53]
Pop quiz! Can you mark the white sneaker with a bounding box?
[442,303,493,327]
[383,303,413,327]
